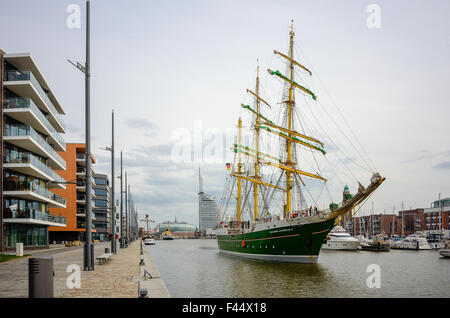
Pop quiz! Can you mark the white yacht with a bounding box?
[390,233,431,250]
[322,226,360,251]
[143,237,156,245]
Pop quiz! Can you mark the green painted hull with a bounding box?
[217,218,336,263]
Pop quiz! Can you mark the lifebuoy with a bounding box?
[241,240,246,248]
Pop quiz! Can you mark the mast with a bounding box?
[439,193,442,236]
[401,201,404,237]
[285,21,295,218]
[254,62,260,221]
[237,117,242,222]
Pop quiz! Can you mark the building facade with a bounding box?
[1,52,67,250]
[92,173,110,241]
[198,168,219,232]
[423,198,450,239]
[48,143,96,242]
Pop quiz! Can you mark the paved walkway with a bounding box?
[0,241,136,297]
[0,240,171,298]
[60,241,139,298]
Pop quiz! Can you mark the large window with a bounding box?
[6,224,48,248]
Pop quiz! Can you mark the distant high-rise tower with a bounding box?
[198,168,219,232]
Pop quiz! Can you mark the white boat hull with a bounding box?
[390,242,431,250]
[322,240,360,251]
[439,249,450,258]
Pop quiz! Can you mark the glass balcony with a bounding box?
[3,208,66,225]
[4,97,66,149]
[4,179,66,206]
[76,154,86,160]
[4,151,66,185]
[77,222,96,229]
[5,70,66,131]
[4,123,66,169]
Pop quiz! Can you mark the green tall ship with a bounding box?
[216,22,385,263]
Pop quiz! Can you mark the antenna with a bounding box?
[198,167,203,194]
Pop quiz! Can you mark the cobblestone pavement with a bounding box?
[0,241,140,298]
[60,241,139,298]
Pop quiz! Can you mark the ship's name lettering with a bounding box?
[269,228,293,234]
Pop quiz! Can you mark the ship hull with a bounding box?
[216,217,336,263]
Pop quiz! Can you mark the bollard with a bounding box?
[29,257,54,298]
[16,243,24,257]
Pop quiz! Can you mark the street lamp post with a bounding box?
[119,151,123,248]
[67,0,93,269]
[84,0,93,271]
[99,110,116,254]
[125,172,128,244]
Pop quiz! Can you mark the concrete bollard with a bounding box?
[16,243,24,257]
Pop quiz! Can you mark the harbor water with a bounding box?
[146,239,450,298]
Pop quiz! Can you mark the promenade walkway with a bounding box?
[0,240,172,298]
[60,241,139,298]
[0,241,138,297]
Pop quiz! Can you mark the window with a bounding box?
[94,178,107,186]
[94,189,108,196]
[94,199,108,207]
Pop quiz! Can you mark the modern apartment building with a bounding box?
[92,173,110,241]
[423,198,450,239]
[1,51,67,250]
[48,143,96,242]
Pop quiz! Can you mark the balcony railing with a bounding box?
[3,208,66,225]
[4,97,66,148]
[76,154,86,160]
[4,123,66,169]
[76,167,86,174]
[77,194,86,201]
[77,222,96,229]
[4,151,66,185]
[4,179,66,206]
[5,70,66,131]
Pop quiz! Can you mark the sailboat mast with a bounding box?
[286,22,295,218]
[237,117,243,222]
[254,63,260,221]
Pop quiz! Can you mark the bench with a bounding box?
[96,253,113,265]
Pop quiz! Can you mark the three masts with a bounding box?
[216,22,384,263]
[230,23,329,225]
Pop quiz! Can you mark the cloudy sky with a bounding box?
[1,0,449,226]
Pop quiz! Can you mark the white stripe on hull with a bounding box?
[219,249,318,263]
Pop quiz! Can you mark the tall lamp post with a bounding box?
[68,0,93,270]
[125,172,128,244]
[100,111,116,253]
[119,151,123,248]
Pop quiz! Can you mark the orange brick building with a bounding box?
[49,143,96,242]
